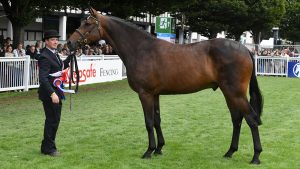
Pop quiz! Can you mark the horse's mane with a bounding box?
[107,15,155,39]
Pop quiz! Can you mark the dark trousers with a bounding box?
[41,101,62,154]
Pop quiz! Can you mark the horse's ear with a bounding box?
[89,7,97,16]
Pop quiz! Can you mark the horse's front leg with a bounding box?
[139,92,156,158]
[153,95,165,155]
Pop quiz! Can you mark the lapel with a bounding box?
[44,48,62,67]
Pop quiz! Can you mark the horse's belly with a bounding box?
[159,80,218,95]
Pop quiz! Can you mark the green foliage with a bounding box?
[0,77,299,168]
[280,0,300,43]
[0,0,292,44]
[180,0,248,39]
[175,0,286,41]
[245,0,286,43]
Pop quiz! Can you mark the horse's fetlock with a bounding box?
[230,146,238,152]
[149,146,156,151]
[255,148,262,153]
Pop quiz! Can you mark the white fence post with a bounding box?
[255,54,257,76]
[286,57,289,77]
[23,56,31,91]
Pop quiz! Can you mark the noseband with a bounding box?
[75,15,102,45]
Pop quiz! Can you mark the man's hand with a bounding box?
[51,92,60,104]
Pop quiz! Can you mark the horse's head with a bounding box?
[67,8,102,50]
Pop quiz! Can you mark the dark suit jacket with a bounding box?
[38,47,70,101]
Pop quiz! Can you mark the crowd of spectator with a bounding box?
[253,47,299,57]
[0,37,115,59]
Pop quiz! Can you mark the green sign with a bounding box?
[155,17,176,34]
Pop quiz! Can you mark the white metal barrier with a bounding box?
[0,56,36,92]
[0,55,126,92]
[255,56,300,76]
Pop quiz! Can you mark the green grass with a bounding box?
[0,77,299,169]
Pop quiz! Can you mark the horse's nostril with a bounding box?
[67,40,71,46]
[67,41,74,49]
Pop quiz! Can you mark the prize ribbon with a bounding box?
[51,70,75,99]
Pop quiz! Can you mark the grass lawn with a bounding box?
[0,77,299,169]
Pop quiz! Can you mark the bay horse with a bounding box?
[67,8,263,164]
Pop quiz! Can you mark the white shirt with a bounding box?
[13,48,26,57]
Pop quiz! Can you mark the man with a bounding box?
[38,30,71,156]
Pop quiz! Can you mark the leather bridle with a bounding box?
[74,15,102,45]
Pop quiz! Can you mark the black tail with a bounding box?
[249,51,263,125]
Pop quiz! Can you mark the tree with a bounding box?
[0,0,288,47]
[220,0,248,40]
[280,0,300,43]
[0,0,68,48]
[245,0,286,44]
[1,0,38,47]
[171,0,248,39]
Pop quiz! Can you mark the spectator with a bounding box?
[58,48,69,57]
[289,47,295,57]
[26,44,40,60]
[4,37,12,50]
[13,42,26,57]
[108,45,114,54]
[95,44,103,54]
[281,48,290,57]
[35,40,43,54]
[63,43,70,55]
[273,49,281,57]
[26,45,35,54]
[57,44,63,53]
[75,47,83,57]
[93,46,101,55]
[101,44,109,54]
[1,37,12,57]
[4,45,14,57]
[83,45,90,55]
[88,48,95,55]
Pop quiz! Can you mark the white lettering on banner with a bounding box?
[66,60,123,85]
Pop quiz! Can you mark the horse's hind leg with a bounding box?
[139,92,156,158]
[224,107,243,158]
[153,95,165,155]
[244,106,262,164]
[221,88,262,164]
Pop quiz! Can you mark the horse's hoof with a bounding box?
[223,151,233,158]
[154,149,163,155]
[250,159,260,164]
[223,154,232,158]
[141,152,152,159]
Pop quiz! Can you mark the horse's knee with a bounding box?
[145,124,154,132]
[244,114,258,128]
[231,117,242,127]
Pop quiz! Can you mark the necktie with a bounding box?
[55,51,62,66]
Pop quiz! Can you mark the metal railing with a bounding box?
[255,56,300,76]
[0,56,38,92]
[0,55,126,92]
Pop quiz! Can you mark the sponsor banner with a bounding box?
[288,61,300,78]
[65,60,123,85]
[157,33,176,43]
[155,17,176,34]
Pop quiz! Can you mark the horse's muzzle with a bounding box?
[67,40,77,51]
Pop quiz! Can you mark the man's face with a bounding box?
[45,37,59,49]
